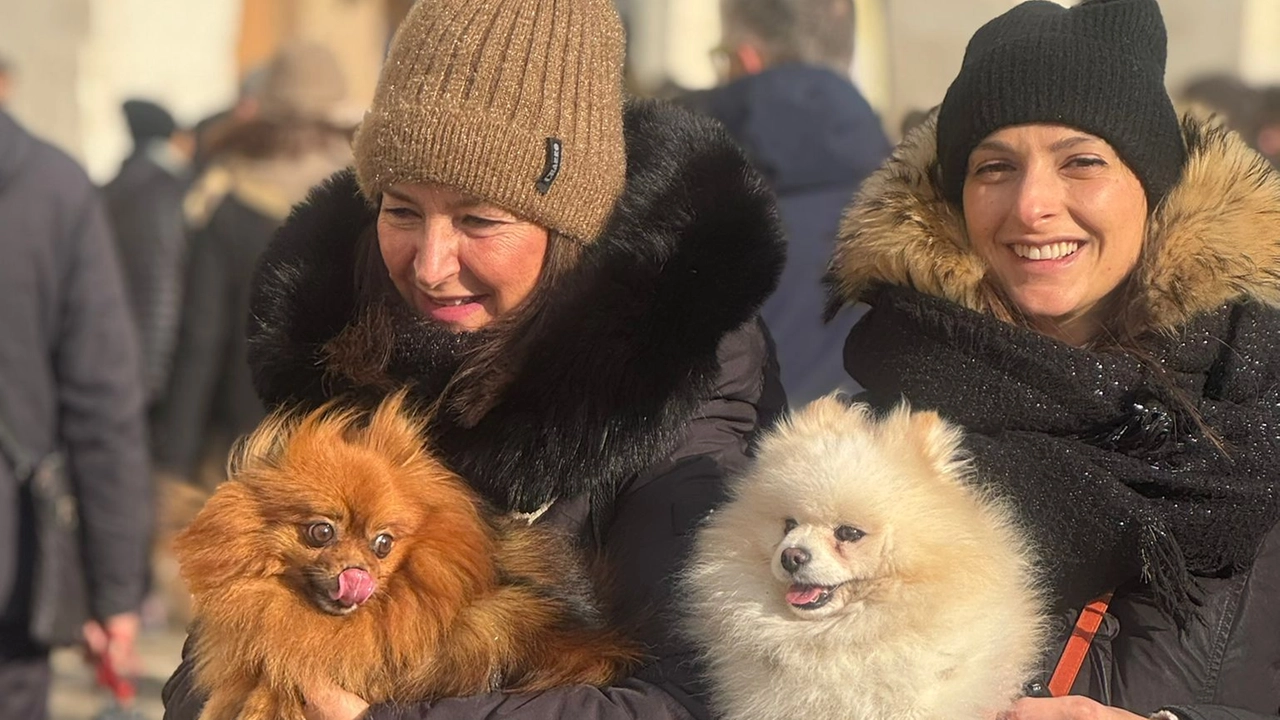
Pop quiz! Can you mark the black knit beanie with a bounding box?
[936,0,1187,209]
[122,99,177,146]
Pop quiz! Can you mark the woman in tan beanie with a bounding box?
[160,1,784,719]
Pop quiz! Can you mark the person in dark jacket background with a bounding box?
[160,0,784,718]
[102,99,194,417]
[826,0,1280,717]
[152,42,352,487]
[683,0,890,405]
[0,110,153,720]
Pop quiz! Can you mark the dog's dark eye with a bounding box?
[783,518,798,534]
[835,525,865,543]
[305,522,335,547]
[371,533,394,559]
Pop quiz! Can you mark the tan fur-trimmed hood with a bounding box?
[827,114,1280,332]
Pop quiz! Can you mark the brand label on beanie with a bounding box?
[536,138,563,195]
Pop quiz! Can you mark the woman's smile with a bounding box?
[414,291,489,325]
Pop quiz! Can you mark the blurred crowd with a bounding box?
[0,39,356,718]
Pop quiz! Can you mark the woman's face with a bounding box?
[377,183,549,332]
[962,124,1148,345]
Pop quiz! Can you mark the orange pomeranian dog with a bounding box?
[174,393,640,720]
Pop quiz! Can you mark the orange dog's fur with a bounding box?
[174,395,639,720]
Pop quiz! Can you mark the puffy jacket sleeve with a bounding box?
[152,220,231,476]
[163,319,779,720]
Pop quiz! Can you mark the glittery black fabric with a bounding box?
[846,286,1280,620]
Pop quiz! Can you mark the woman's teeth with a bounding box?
[437,298,473,306]
[1012,241,1081,260]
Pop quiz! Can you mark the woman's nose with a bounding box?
[1013,164,1063,228]
[414,220,461,287]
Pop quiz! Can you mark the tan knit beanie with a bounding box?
[353,0,627,244]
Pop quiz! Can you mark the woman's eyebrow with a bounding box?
[1049,135,1097,152]
[973,139,1014,154]
[383,187,416,204]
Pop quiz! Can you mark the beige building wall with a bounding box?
[80,0,242,180]
[0,0,93,161]
[0,0,240,180]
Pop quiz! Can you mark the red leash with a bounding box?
[1047,592,1113,696]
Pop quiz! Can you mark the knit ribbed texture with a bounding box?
[936,0,1187,209]
[354,0,627,244]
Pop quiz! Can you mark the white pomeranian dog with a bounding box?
[683,395,1047,720]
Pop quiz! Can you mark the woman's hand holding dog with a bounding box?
[1003,696,1148,720]
[303,683,370,720]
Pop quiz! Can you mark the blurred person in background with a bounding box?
[152,42,353,489]
[0,107,152,718]
[102,99,195,427]
[1177,73,1258,139]
[899,106,932,141]
[0,55,12,107]
[1251,86,1280,169]
[191,67,267,173]
[682,0,891,405]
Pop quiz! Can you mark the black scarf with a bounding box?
[847,285,1280,622]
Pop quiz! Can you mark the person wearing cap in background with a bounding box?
[159,0,784,718]
[151,42,354,491]
[824,0,1280,717]
[102,99,194,428]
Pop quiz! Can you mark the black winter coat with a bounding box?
[151,194,274,478]
[161,100,786,720]
[826,115,1280,717]
[101,148,190,405]
[0,111,152,640]
[685,64,890,405]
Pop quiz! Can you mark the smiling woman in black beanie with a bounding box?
[826,1,1280,719]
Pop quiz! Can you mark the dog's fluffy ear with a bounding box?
[173,480,269,592]
[227,409,301,479]
[362,391,430,468]
[881,405,968,480]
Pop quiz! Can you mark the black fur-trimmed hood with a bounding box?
[248,99,784,513]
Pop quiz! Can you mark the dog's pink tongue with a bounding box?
[332,568,375,607]
[786,584,823,606]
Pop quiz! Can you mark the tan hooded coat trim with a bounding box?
[828,114,1280,334]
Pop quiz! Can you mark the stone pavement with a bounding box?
[48,627,185,720]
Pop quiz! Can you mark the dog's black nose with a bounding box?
[780,547,810,573]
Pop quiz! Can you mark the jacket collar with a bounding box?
[247,99,784,512]
[827,114,1280,333]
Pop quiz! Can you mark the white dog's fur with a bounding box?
[684,396,1046,720]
